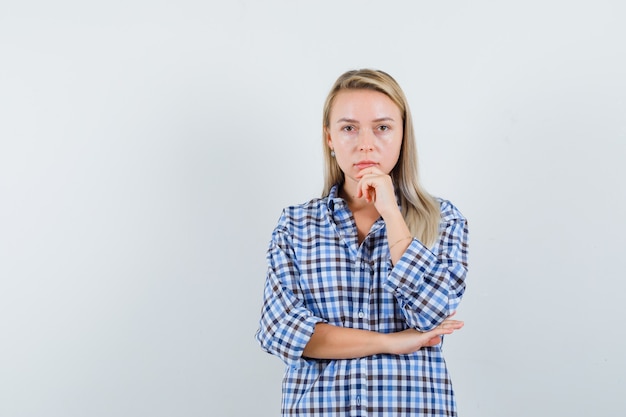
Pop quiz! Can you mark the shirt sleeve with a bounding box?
[254,217,325,367]
[383,203,469,331]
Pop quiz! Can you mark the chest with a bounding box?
[291,220,401,330]
[352,209,380,245]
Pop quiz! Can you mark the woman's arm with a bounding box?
[255,219,326,367]
[385,204,469,331]
[303,320,463,359]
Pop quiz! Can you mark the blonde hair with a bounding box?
[322,69,440,247]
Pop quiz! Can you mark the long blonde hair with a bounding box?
[322,69,440,247]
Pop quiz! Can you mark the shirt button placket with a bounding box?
[356,259,369,328]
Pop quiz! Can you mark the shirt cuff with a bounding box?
[384,238,438,309]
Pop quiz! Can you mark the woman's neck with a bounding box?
[339,183,379,215]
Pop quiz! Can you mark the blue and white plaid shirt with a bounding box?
[256,184,469,416]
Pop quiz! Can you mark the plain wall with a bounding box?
[1,1,625,416]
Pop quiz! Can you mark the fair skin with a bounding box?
[302,89,463,360]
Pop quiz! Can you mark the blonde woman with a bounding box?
[256,69,469,416]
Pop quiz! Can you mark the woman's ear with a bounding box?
[325,128,333,150]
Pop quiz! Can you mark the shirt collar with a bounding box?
[326,184,344,214]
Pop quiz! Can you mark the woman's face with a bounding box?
[326,89,403,185]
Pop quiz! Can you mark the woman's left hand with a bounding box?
[356,167,399,217]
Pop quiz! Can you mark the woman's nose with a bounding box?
[359,130,375,151]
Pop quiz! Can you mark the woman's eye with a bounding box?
[378,125,389,131]
[342,126,355,132]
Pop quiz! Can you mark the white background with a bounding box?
[1,1,625,416]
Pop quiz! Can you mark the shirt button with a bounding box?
[358,309,365,319]
[356,395,361,406]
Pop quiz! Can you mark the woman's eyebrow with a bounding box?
[335,117,396,123]
[335,117,359,124]
[372,117,395,123]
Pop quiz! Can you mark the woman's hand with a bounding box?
[355,167,398,218]
[382,319,464,355]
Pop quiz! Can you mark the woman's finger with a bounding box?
[355,167,385,179]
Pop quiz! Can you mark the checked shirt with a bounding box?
[255,185,469,416]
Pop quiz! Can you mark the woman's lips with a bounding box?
[355,161,377,170]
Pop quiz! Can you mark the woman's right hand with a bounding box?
[382,319,464,355]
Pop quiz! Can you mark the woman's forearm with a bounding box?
[302,320,463,359]
[382,209,413,265]
[302,323,386,359]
